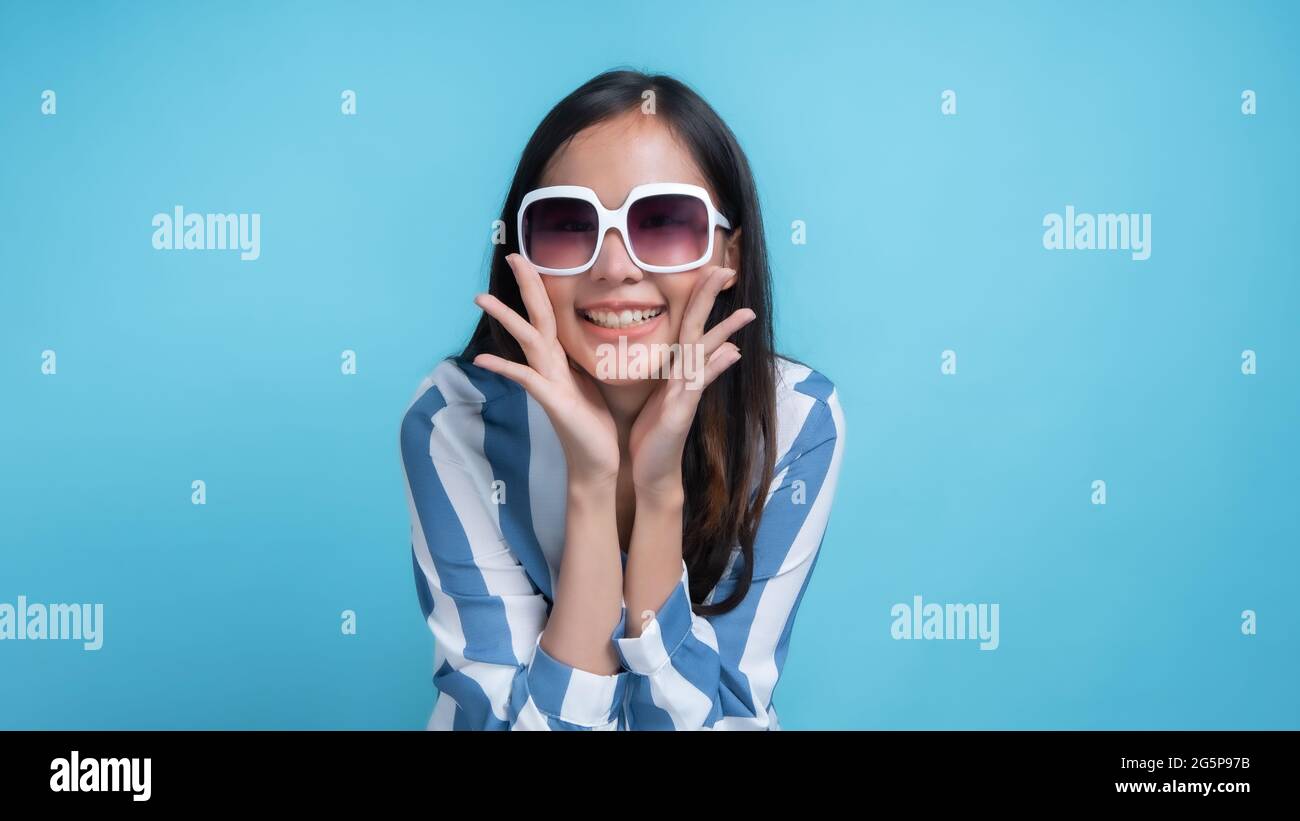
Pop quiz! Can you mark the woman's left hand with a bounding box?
[628,266,756,500]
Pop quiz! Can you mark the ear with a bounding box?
[720,228,742,290]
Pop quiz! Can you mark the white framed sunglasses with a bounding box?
[516,182,734,275]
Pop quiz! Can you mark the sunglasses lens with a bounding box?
[628,194,710,268]
[521,197,599,271]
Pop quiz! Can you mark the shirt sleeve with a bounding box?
[613,388,845,730]
[400,375,629,731]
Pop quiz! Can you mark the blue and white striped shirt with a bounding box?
[399,353,845,730]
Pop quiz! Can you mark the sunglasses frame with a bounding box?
[516,182,734,276]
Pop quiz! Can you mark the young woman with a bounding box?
[400,69,845,730]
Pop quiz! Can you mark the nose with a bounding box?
[589,226,643,284]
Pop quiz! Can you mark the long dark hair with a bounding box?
[462,69,776,616]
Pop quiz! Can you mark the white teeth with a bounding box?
[582,307,662,329]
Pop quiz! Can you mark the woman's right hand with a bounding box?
[471,253,621,487]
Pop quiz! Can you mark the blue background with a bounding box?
[1,0,1296,729]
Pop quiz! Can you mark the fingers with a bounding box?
[474,255,573,394]
[472,353,544,394]
[505,253,556,339]
[698,307,756,357]
[474,292,542,354]
[673,267,750,389]
[671,340,741,399]
[700,341,742,387]
[680,266,736,343]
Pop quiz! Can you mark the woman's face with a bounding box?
[534,109,741,385]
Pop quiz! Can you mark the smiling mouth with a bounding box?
[579,307,665,330]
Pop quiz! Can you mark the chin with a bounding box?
[593,373,655,387]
